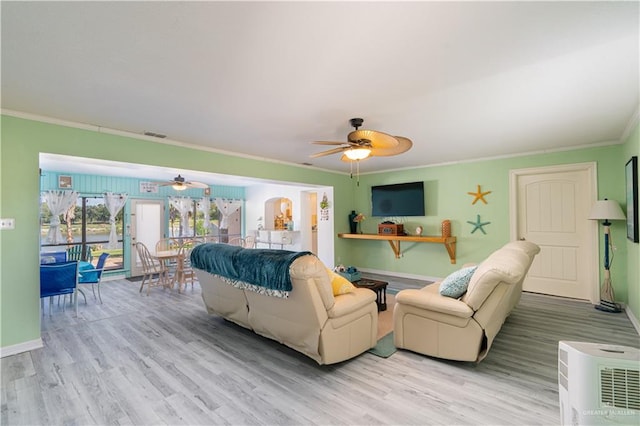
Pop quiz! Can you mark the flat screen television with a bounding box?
[371,181,425,217]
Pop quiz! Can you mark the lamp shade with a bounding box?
[588,199,626,221]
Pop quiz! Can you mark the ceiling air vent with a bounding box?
[144,131,167,139]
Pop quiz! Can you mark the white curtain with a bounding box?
[214,198,242,229]
[169,196,192,237]
[197,197,211,234]
[43,190,79,244]
[104,192,128,249]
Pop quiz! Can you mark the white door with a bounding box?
[510,163,599,302]
[130,199,164,277]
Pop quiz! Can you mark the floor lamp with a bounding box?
[588,198,626,313]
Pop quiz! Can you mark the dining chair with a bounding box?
[135,242,168,295]
[243,235,256,248]
[178,243,198,291]
[228,237,244,247]
[67,245,93,262]
[155,237,181,277]
[78,252,110,304]
[40,261,79,317]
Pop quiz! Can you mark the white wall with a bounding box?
[244,183,334,266]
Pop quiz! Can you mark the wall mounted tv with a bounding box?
[371,181,425,217]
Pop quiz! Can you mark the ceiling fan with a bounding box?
[156,174,208,191]
[310,118,413,162]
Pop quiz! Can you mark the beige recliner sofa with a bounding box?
[191,244,378,365]
[393,241,540,362]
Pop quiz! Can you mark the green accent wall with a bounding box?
[2,114,637,352]
[623,122,640,322]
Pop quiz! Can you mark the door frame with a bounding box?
[509,162,599,303]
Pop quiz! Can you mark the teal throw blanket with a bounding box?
[190,243,313,293]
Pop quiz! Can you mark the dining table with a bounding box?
[153,249,186,292]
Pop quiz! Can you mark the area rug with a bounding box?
[368,293,397,358]
[368,332,397,358]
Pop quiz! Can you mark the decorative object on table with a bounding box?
[467,184,492,205]
[467,215,491,234]
[441,219,451,237]
[378,222,404,235]
[625,156,638,243]
[337,266,362,282]
[415,225,423,236]
[588,198,626,313]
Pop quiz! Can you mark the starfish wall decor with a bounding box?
[467,215,491,234]
[468,185,492,205]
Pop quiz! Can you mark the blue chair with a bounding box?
[40,261,79,317]
[78,253,109,304]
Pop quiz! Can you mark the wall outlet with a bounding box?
[0,218,15,230]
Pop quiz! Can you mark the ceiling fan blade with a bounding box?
[310,147,348,158]
[370,136,413,156]
[349,130,398,149]
[312,141,348,146]
[186,181,208,189]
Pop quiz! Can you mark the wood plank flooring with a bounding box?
[2,277,639,425]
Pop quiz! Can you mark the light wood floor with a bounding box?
[2,277,639,425]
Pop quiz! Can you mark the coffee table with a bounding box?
[353,278,388,311]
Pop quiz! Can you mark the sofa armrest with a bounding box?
[396,287,474,319]
[327,288,376,318]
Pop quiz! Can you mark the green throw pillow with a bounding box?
[439,266,478,298]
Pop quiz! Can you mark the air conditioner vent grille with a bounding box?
[600,367,640,410]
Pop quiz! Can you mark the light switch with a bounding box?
[0,218,15,230]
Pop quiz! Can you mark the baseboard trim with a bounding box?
[0,338,43,358]
[625,306,640,335]
[358,267,442,283]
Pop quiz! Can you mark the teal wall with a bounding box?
[39,171,247,275]
[1,114,636,351]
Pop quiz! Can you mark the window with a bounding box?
[168,199,242,243]
[40,196,124,271]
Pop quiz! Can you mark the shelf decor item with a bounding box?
[349,211,358,234]
[441,219,451,237]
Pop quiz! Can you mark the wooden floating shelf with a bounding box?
[338,233,457,264]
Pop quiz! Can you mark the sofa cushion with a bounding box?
[461,248,530,310]
[327,269,356,296]
[439,266,478,298]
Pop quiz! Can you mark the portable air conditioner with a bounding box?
[558,341,640,425]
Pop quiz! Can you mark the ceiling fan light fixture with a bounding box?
[344,147,371,161]
[172,183,187,191]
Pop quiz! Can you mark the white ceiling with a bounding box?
[3,2,639,179]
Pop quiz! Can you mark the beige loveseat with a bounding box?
[393,241,540,362]
[191,243,378,365]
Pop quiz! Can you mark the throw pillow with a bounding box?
[439,266,478,298]
[327,269,356,296]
